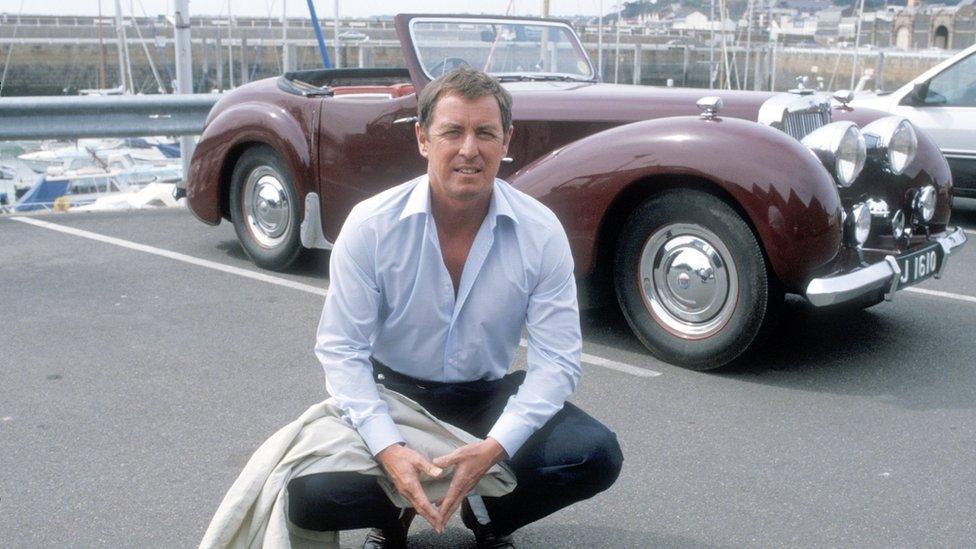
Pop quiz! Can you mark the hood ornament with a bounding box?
[789,76,815,96]
[832,89,855,107]
[697,96,723,120]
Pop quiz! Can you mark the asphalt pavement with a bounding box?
[1,201,975,548]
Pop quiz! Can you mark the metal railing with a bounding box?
[0,93,219,140]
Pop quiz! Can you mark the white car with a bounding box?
[851,44,976,199]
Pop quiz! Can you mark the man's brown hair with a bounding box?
[417,67,513,133]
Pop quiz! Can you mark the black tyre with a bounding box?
[614,190,781,370]
[229,145,303,271]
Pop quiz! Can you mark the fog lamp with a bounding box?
[913,185,936,223]
[891,210,906,239]
[848,202,871,246]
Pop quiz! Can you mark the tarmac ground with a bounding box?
[2,200,975,547]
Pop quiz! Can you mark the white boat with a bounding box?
[17,137,180,173]
[13,153,182,212]
[0,165,17,207]
[0,159,43,206]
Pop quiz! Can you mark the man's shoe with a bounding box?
[470,526,516,549]
[362,508,415,549]
[461,499,516,549]
[362,528,402,549]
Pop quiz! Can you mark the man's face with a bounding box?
[416,93,513,205]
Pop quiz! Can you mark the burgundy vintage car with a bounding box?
[186,14,967,370]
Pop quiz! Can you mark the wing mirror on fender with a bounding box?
[903,81,929,106]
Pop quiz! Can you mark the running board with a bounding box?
[300,192,333,250]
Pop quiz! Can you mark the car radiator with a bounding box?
[782,109,830,140]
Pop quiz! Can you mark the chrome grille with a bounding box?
[782,109,830,140]
[758,93,833,142]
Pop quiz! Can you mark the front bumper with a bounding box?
[805,227,968,307]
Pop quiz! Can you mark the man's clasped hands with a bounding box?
[376,438,507,533]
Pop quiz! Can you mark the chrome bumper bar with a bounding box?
[805,227,968,307]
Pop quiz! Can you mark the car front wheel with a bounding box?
[614,189,781,370]
[229,146,303,271]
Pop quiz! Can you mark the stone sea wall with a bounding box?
[0,19,952,96]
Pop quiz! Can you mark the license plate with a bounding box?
[896,242,941,289]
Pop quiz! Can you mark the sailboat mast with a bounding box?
[227,0,235,88]
[614,3,621,84]
[333,0,340,69]
[122,15,135,93]
[129,0,165,93]
[282,0,290,72]
[114,0,128,92]
[850,0,867,89]
[709,0,715,88]
[98,0,107,89]
[743,0,754,90]
[598,0,603,79]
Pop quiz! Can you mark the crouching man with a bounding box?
[288,67,623,548]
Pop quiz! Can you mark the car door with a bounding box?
[892,50,976,195]
[317,91,427,240]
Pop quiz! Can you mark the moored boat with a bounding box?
[13,153,182,212]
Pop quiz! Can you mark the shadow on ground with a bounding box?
[580,305,648,356]
[583,293,976,411]
[215,239,331,278]
[719,295,976,409]
[393,524,729,549]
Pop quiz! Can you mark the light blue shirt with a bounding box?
[314,175,582,458]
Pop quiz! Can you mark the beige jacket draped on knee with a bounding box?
[199,386,517,549]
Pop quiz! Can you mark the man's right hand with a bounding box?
[376,443,445,532]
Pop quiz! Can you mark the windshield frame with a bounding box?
[407,16,597,83]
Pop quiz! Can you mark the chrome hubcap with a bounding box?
[638,223,738,339]
[243,167,290,248]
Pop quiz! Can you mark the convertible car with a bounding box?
[186,14,967,370]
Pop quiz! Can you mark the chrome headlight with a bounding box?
[848,202,872,246]
[801,121,866,187]
[862,116,917,175]
[913,185,936,223]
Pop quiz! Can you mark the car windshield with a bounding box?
[925,52,976,107]
[409,18,594,81]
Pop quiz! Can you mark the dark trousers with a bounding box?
[287,366,624,536]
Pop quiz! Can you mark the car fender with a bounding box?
[907,121,953,225]
[508,115,844,291]
[186,100,314,225]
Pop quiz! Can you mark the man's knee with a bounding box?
[576,427,624,496]
[287,472,397,531]
[529,418,623,497]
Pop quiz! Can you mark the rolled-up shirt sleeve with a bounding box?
[487,222,582,457]
[315,209,404,456]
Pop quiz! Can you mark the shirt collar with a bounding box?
[488,180,519,227]
[398,174,520,226]
[398,175,431,222]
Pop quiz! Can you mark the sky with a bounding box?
[0,1,614,19]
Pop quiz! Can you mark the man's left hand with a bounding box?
[432,437,507,531]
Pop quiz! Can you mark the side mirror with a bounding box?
[905,81,928,106]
